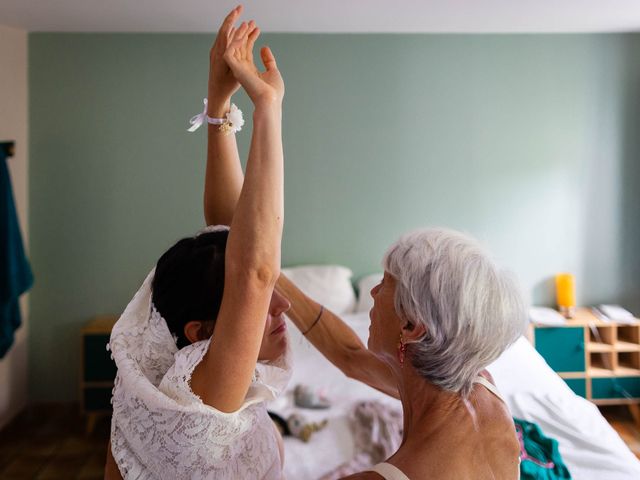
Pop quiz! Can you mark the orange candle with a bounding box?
[555,273,576,317]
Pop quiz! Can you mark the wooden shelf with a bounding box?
[614,367,640,376]
[615,341,640,352]
[81,315,118,334]
[588,367,617,378]
[618,325,640,344]
[592,398,640,406]
[532,307,640,418]
[589,325,615,345]
[590,351,615,370]
[588,342,613,352]
[560,308,639,327]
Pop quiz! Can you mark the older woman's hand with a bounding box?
[223,20,284,108]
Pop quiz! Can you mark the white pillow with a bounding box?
[281,265,356,315]
[355,273,383,313]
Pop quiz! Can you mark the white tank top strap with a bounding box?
[473,375,506,404]
[370,462,411,480]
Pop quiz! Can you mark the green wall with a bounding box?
[29,33,640,401]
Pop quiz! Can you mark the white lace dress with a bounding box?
[109,269,291,480]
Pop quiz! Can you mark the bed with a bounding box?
[270,266,640,479]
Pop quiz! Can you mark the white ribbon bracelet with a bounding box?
[187,98,244,134]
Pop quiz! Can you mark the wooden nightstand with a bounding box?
[80,315,118,433]
[529,308,640,425]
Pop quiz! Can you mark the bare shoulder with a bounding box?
[340,472,383,479]
[478,368,495,384]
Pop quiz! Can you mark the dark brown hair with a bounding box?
[151,230,228,348]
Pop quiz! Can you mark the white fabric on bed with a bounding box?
[489,337,640,480]
[509,393,640,480]
[276,312,640,480]
[274,313,398,479]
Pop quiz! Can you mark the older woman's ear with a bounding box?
[402,321,426,344]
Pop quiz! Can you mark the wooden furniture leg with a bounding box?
[627,403,640,428]
[86,413,98,435]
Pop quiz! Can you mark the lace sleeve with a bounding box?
[158,338,216,409]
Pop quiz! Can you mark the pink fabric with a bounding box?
[321,400,403,479]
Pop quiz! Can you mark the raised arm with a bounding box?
[201,8,398,400]
[204,5,246,226]
[190,18,285,413]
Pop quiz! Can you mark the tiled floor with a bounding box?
[0,404,109,480]
[0,403,639,478]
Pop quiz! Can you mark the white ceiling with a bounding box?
[2,0,640,33]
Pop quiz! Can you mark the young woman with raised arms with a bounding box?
[106,6,290,479]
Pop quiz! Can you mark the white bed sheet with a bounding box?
[271,312,640,479]
[490,336,640,480]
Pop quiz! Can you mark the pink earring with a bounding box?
[397,333,406,366]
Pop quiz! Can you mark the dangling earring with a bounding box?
[397,333,407,366]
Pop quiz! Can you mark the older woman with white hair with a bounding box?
[278,229,527,479]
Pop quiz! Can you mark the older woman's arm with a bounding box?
[276,275,399,399]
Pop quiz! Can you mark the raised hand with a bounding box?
[223,20,284,107]
[208,6,257,107]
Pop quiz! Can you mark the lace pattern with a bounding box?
[109,267,291,479]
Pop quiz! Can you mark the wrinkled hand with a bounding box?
[208,6,256,103]
[223,20,284,107]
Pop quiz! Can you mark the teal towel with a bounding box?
[514,417,572,480]
[0,149,33,358]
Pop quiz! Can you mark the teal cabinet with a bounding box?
[83,334,117,382]
[83,387,114,410]
[532,310,640,410]
[535,327,585,372]
[562,378,587,398]
[592,377,640,399]
[80,317,118,433]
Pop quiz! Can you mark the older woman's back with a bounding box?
[343,372,520,480]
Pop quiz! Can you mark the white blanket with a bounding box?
[274,312,640,480]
